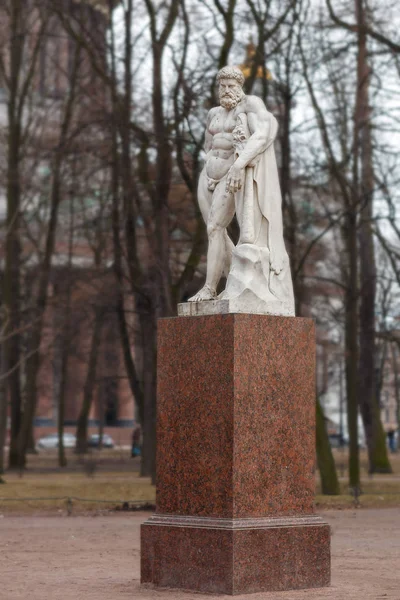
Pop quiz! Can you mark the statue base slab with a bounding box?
[140,314,330,595]
[141,514,330,595]
[178,297,294,317]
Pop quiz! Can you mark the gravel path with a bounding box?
[0,509,399,600]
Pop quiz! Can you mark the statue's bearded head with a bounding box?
[217,66,245,110]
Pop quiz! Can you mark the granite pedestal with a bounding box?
[141,314,330,595]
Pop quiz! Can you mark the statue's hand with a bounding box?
[226,164,245,194]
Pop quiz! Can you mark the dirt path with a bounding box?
[0,509,399,600]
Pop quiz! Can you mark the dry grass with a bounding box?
[330,447,400,476]
[0,471,155,514]
[315,448,400,509]
[0,448,155,513]
[1,448,400,514]
[316,493,400,509]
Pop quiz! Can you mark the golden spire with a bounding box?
[238,38,273,81]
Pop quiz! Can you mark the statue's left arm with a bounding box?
[226,96,275,194]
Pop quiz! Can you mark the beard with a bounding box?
[219,88,244,110]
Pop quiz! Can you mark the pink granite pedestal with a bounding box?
[141,314,330,595]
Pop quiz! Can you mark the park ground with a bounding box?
[0,450,400,599]
[0,509,399,600]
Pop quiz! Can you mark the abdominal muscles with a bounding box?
[206,155,234,180]
[206,133,235,180]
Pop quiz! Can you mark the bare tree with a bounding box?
[353,0,391,473]
[0,311,8,479]
[298,6,363,489]
[0,0,51,467]
[16,33,83,468]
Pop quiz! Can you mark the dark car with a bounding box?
[87,433,115,449]
[328,433,348,448]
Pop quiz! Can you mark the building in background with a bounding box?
[0,0,135,437]
[1,13,399,447]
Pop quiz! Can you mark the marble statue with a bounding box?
[180,66,295,317]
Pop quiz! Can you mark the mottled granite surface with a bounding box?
[233,315,315,517]
[141,314,330,595]
[156,314,235,518]
[141,516,330,595]
[156,314,315,518]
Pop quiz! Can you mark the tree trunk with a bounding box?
[355,0,391,474]
[343,211,360,491]
[16,39,80,468]
[108,14,145,430]
[26,425,37,454]
[216,0,237,71]
[76,310,103,454]
[98,383,104,450]
[57,339,68,468]
[5,0,50,469]
[274,31,338,487]
[140,309,157,483]
[316,398,340,495]
[0,343,8,480]
[5,31,23,469]
[57,277,72,469]
[56,177,75,469]
[392,343,400,449]
[57,196,75,469]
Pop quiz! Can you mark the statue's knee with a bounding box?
[207,221,223,238]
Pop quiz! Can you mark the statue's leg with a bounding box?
[189,178,235,301]
[200,167,234,277]
[223,231,235,277]
[197,167,213,222]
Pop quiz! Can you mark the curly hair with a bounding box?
[216,66,245,87]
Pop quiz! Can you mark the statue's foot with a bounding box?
[188,284,217,302]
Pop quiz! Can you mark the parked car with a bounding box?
[37,433,77,449]
[328,434,348,448]
[88,433,115,449]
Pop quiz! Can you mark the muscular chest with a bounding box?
[209,110,238,135]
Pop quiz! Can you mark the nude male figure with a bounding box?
[189,66,274,302]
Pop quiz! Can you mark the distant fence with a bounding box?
[0,496,155,515]
[1,489,400,513]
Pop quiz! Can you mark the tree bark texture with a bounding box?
[75,309,103,454]
[343,212,360,491]
[316,398,340,495]
[392,343,400,447]
[57,339,68,468]
[139,309,157,483]
[16,39,80,468]
[0,343,7,478]
[5,0,24,468]
[355,0,391,473]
